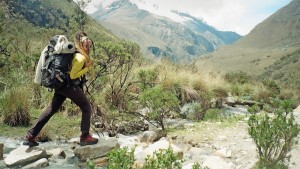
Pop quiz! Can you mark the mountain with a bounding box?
[196,0,300,76]
[1,0,116,51]
[89,0,241,62]
[194,0,300,97]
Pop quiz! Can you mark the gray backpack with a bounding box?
[38,35,75,89]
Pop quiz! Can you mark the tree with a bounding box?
[248,100,300,168]
[71,0,91,31]
[93,40,141,110]
[139,86,179,130]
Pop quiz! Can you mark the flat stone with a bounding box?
[4,146,48,167]
[74,137,119,161]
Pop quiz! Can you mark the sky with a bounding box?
[84,0,292,35]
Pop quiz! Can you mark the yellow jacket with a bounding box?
[69,53,89,79]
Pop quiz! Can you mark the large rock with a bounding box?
[215,147,232,158]
[203,156,235,169]
[22,158,48,169]
[135,138,183,161]
[47,148,66,159]
[184,147,213,162]
[139,131,157,143]
[74,137,119,161]
[4,146,48,167]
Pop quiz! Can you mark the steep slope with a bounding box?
[1,0,115,53]
[90,0,241,62]
[196,0,300,75]
[260,48,300,93]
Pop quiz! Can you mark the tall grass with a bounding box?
[0,86,31,126]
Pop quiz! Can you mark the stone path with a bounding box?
[0,106,299,169]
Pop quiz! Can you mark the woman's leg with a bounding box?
[56,86,98,146]
[56,86,92,134]
[27,92,66,137]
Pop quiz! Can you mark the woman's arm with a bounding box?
[70,53,89,79]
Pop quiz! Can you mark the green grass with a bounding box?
[168,115,244,142]
[0,108,82,139]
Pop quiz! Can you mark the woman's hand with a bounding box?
[86,60,93,68]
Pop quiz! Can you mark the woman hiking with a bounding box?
[23,32,98,147]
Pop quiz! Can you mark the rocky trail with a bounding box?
[0,105,299,169]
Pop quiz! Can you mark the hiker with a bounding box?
[23,32,98,147]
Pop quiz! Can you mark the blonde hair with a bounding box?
[75,32,95,79]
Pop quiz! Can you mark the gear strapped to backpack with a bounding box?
[34,35,75,90]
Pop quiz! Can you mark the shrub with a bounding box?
[142,147,182,169]
[224,71,252,84]
[139,86,179,130]
[230,84,245,97]
[191,78,208,92]
[107,146,135,169]
[87,159,95,169]
[248,100,300,168]
[107,146,206,169]
[262,79,280,96]
[253,85,273,102]
[137,68,159,91]
[192,162,208,169]
[204,109,222,122]
[247,104,261,114]
[180,102,205,121]
[212,86,228,98]
[0,87,31,126]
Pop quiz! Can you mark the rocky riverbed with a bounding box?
[0,106,300,169]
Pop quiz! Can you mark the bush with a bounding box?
[204,109,222,122]
[107,146,207,169]
[230,84,245,97]
[253,85,273,102]
[248,100,300,168]
[192,162,208,169]
[107,146,135,169]
[180,102,205,121]
[224,71,252,84]
[142,147,182,169]
[137,68,159,91]
[262,79,280,96]
[139,86,179,130]
[0,87,31,126]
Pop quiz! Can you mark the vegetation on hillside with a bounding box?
[260,49,300,103]
[0,1,299,168]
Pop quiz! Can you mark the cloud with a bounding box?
[85,0,292,35]
[148,0,292,35]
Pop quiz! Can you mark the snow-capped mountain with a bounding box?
[86,0,241,62]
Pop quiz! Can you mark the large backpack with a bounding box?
[39,35,75,90]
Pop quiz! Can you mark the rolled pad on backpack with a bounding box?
[35,34,75,90]
[50,35,75,54]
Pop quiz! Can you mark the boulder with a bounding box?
[135,138,183,161]
[74,137,119,161]
[47,148,66,159]
[203,156,234,169]
[22,158,48,169]
[215,147,232,158]
[139,131,157,143]
[4,146,48,167]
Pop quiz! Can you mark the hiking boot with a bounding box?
[23,136,39,147]
[80,134,98,146]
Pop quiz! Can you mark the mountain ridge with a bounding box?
[195,0,300,95]
[89,0,241,62]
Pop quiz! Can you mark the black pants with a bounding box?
[27,86,92,137]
